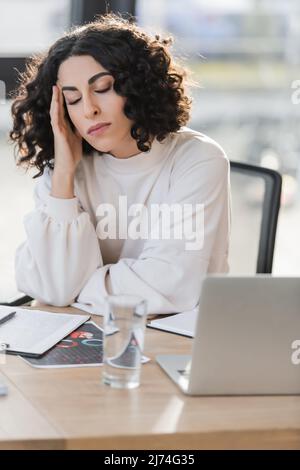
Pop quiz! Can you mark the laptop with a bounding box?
[156,276,300,395]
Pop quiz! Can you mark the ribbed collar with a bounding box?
[100,135,171,174]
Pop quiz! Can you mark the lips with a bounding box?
[87,123,111,135]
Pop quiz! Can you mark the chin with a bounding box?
[95,145,113,154]
[86,139,112,154]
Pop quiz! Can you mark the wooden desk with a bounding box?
[0,305,300,450]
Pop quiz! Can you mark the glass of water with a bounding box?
[102,295,147,389]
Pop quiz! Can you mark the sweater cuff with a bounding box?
[46,195,79,222]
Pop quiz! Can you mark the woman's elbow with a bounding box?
[16,277,74,308]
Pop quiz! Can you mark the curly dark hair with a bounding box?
[9,12,193,178]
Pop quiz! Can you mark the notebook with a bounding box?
[0,306,90,357]
[147,307,198,337]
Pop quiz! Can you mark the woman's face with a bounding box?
[57,55,140,158]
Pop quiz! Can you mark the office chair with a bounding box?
[2,160,282,307]
[229,161,282,274]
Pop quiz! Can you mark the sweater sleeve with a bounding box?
[76,140,231,314]
[15,168,102,306]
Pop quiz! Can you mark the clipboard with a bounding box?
[0,306,90,357]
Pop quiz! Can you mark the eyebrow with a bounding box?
[61,72,112,92]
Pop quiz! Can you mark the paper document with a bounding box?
[147,306,199,337]
[71,302,103,316]
[21,321,150,368]
[0,306,90,356]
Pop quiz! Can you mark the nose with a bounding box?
[83,94,99,119]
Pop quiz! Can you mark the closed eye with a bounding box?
[68,87,111,106]
[95,87,111,94]
[68,98,81,106]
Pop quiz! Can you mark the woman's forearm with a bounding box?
[51,170,75,199]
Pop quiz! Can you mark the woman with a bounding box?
[10,13,230,314]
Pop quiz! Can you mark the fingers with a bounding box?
[56,85,65,132]
[57,84,75,134]
[50,84,81,140]
[50,85,67,133]
[50,85,65,134]
[49,85,59,131]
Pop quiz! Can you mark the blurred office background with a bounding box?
[1,0,300,302]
